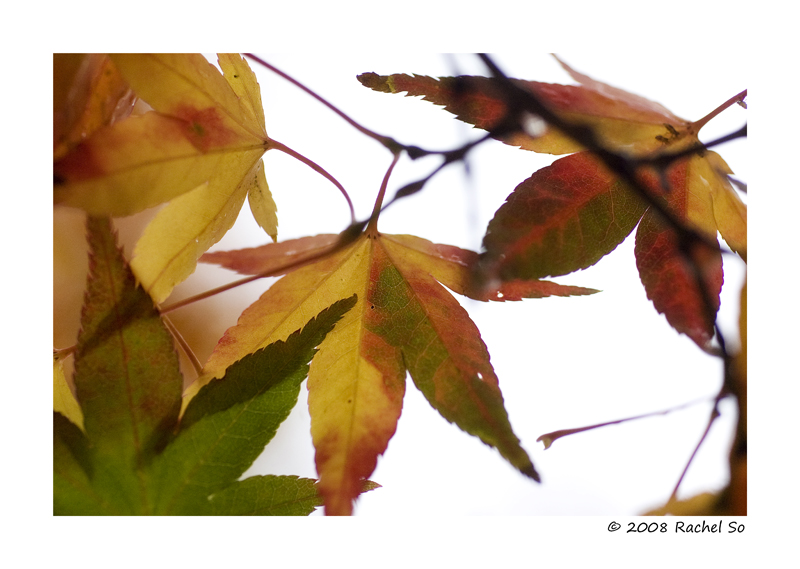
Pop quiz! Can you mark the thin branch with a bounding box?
[728,175,747,194]
[474,54,745,497]
[245,53,402,153]
[476,53,742,339]
[268,137,355,224]
[380,132,495,212]
[639,124,747,170]
[537,395,715,449]
[691,89,747,131]
[476,54,735,256]
[159,274,265,314]
[366,153,401,236]
[161,314,203,377]
[159,225,365,315]
[668,389,726,503]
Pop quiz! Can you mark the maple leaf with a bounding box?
[359,58,746,348]
[53,54,137,161]
[62,216,185,513]
[54,54,277,303]
[54,350,84,432]
[197,226,598,515]
[54,216,362,515]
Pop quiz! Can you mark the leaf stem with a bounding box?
[268,137,355,224]
[380,131,494,213]
[366,153,401,237]
[161,314,203,377]
[159,228,364,314]
[668,322,736,502]
[638,124,747,171]
[160,274,270,314]
[245,54,402,154]
[667,392,725,504]
[536,395,713,449]
[691,89,747,132]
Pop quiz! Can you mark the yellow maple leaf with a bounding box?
[54,54,277,303]
[54,351,84,432]
[192,224,597,515]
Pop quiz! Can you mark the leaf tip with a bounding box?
[360,479,382,493]
[357,72,393,93]
[524,463,542,483]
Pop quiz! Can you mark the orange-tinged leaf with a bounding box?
[362,60,745,346]
[54,54,136,161]
[735,277,747,410]
[55,54,277,303]
[358,70,687,156]
[55,111,264,216]
[111,53,265,141]
[196,238,368,389]
[729,276,747,515]
[218,53,266,134]
[201,233,339,276]
[54,53,271,219]
[245,158,279,241]
[728,275,747,516]
[643,492,721,516]
[217,54,277,240]
[308,279,406,516]
[553,55,684,128]
[375,239,538,481]
[197,231,591,513]
[380,233,599,299]
[704,151,747,261]
[634,214,723,348]
[480,153,648,281]
[129,154,259,304]
[631,156,723,347]
[196,236,399,516]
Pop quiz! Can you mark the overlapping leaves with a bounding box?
[359,59,747,348]
[54,54,277,303]
[54,54,744,517]
[198,227,597,515]
[53,217,359,515]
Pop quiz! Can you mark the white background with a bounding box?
[167,53,749,516]
[28,1,797,564]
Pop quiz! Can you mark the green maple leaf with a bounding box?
[53,217,361,515]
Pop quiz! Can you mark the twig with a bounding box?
[161,314,203,377]
[668,388,727,503]
[537,395,714,449]
[690,90,747,131]
[245,53,402,154]
[475,54,741,257]
[639,125,747,171]
[473,54,745,500]
[268,137,356,224]
[366,153,401,236]
[160,223,366,315]
[380,132,495,212]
